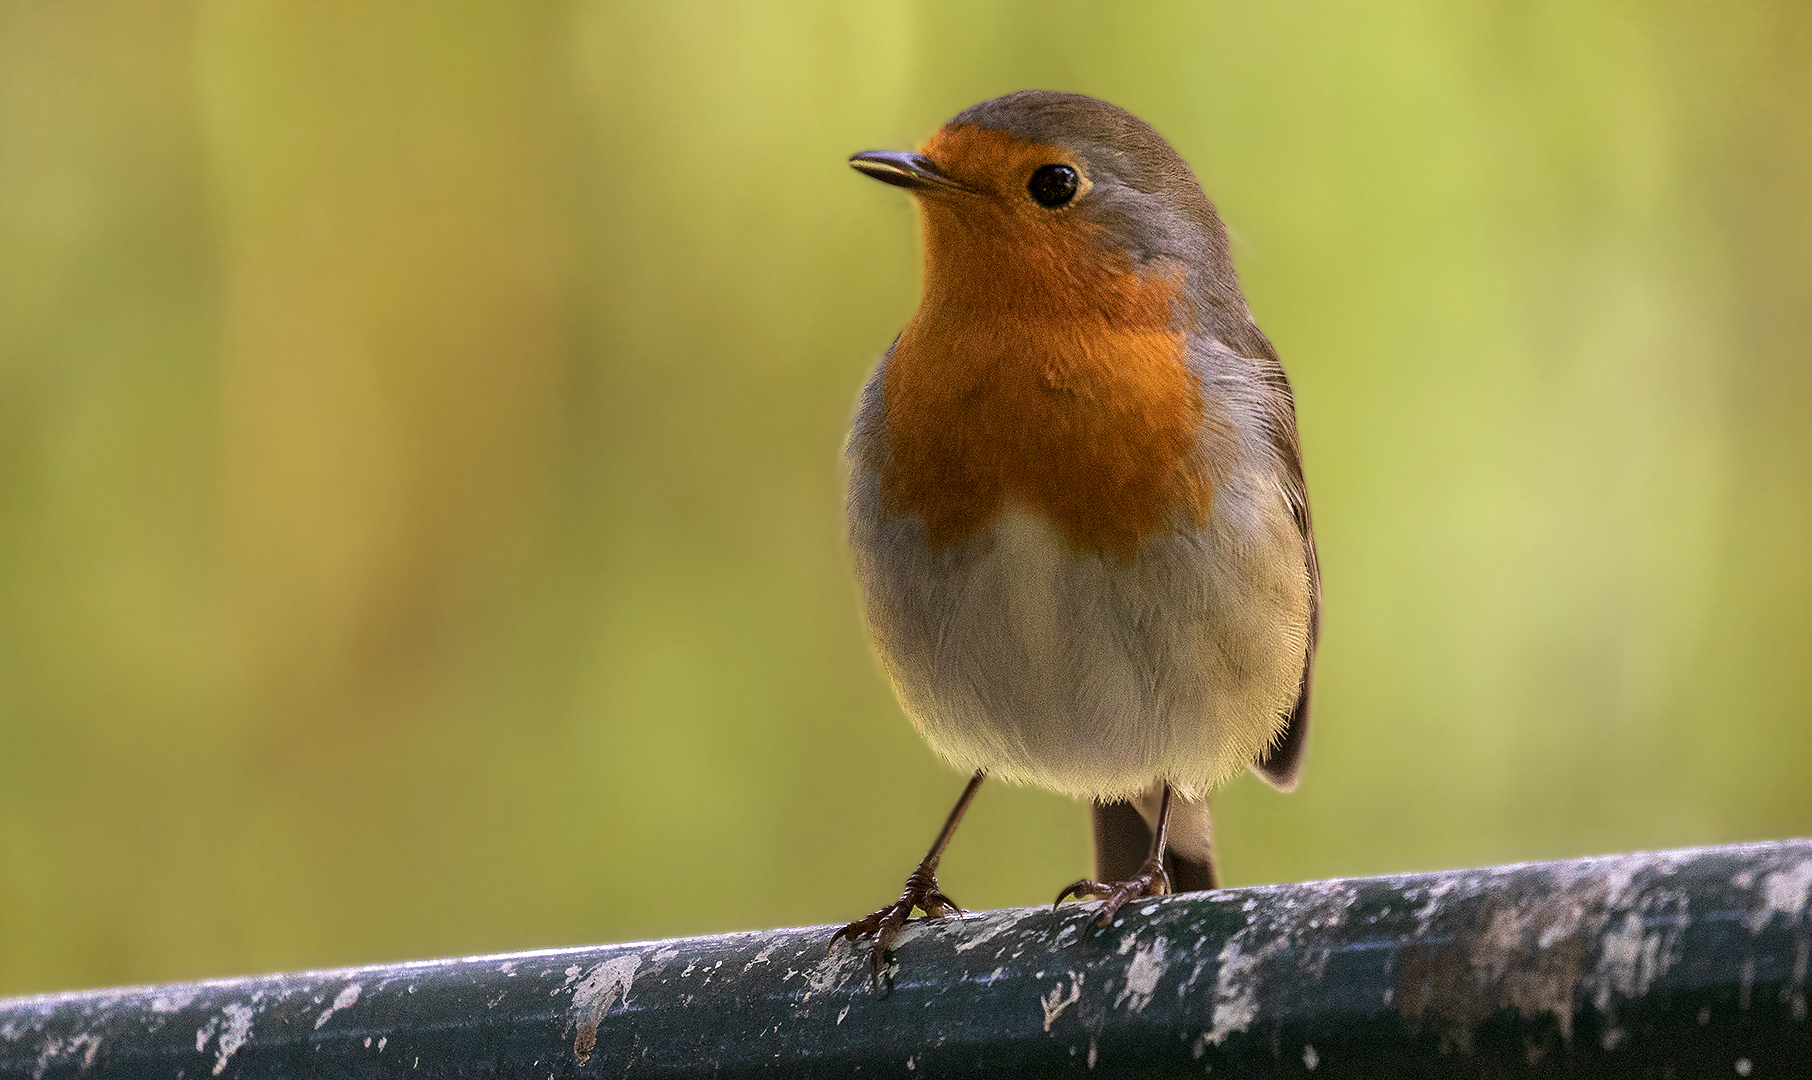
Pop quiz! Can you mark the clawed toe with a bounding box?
[1053,878,1109,910]
[829,865,964,990]
[828,909,886,951]
[1053,858,1171,928]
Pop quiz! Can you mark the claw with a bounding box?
[922,892,963,920]
[828,917,874,953]
[829,864,963,991]
[1053,858,1171,928]
[1053,878,1108,911]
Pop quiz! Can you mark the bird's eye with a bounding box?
[1027,164,1079,208]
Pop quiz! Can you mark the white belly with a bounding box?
[847,488,1311,802]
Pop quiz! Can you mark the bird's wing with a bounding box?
[1247,351,1320,792]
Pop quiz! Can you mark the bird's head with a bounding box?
[851,90,1253,344]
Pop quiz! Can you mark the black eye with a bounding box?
[1027,164,1079,208]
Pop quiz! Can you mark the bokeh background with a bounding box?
[3,1,1809,997]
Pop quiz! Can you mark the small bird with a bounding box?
[834,91,1319,979]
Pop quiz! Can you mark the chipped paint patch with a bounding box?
[30,1037,62,1080]
[742,943,779,973]
[206,1003,254,1076]
[72,1033,101,1070]
[799,948,863,1003]
[1040,972,1082,1031]
[1207,930,1281,1045]
[1396,853,1697,1049]
[952,910,1024,953]
[314,984,361,1030]
[23,1033,100,1080]
[567,956,641,1067]
[1590,912,1671,1012]
[149,990,197,1015]
[1115,938,1167,1014]
[1747,860,1812,933]
[1412,877,1466,936]
[1176,958,1208,998]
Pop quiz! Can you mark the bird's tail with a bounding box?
[1091,786,1217,894]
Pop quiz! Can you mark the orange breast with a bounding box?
[882,146,1222,558]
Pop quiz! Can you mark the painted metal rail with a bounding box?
[3,840,1809,1078]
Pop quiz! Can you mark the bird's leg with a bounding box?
[1055,784,1175,928]
[830,770,984,988]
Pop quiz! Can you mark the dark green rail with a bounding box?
[4,840,1810,1078]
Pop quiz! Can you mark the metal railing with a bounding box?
[4,839,1809,1077]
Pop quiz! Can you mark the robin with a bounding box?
[833,91,1319,981]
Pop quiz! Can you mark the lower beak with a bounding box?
[848,151,973,195]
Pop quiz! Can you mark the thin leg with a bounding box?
[830,770,984,988]
[1055,784,1175,928]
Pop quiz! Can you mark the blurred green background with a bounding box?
[2,1,1809,996]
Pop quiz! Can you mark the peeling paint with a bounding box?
[69,1035,99,1072]
[30,1037,62,1080]
[149,991,197,1015]
[207,1004,253,1076]
[1590,912,1671,1012]
[566,956,640,1067]
[741,943,778,973]
[1115,938,1167,1014]
[952,912,1019,954]
[1747,860,1812,933]
[1207,929,1281,1045]
[1039,973,1082,1032]
[1412,877,1464,936]
[313,984,360,1030]
[798,949,862,1004]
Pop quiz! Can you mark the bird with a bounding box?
[833,91,1319,982]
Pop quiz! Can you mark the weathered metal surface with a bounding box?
[3,841,1810,1078]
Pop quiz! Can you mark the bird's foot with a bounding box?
[1054,856,1172,929]
[830,861,962,990]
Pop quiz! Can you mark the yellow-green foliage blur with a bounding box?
[3,3,1809,996]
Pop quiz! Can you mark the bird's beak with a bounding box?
[849,151,972,195]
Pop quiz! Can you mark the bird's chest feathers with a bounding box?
[881,237,1216,558]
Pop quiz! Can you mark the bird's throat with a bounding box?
[881,220,1221,558]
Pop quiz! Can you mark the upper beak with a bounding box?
[849,150,972,195]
